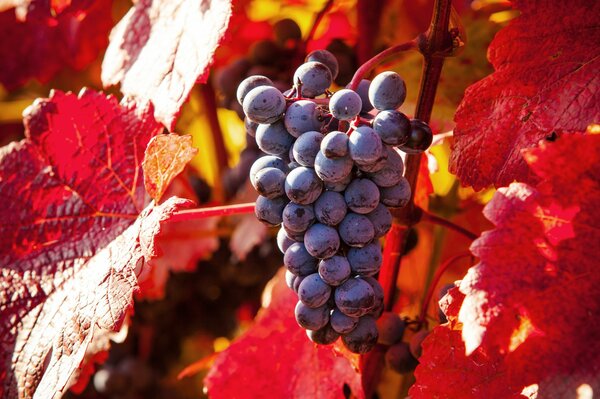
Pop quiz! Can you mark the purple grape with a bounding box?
[314,151,353,183]
[334,277,375,317]
[318,255,351,286]
[304,223,340,259]
[292,130,323,166]
[284,100,323,137]
[277,227,297,253]
[295,301,330,330]
[306,323,340,345]
[254,195,288,226]
[306,49,339,80]
[372,110,410,145]
[376,312,406,345]
[243,85,286,124]
[245,117,259,137]
[368,71,407,111]
[237,75,274,105]
[282,202,315,233]
[330,308,359,334]
[398,119,433,154]
[365,203,392,238]
[342,315,379,354]
[354,79,374,113]
[379,177,411,208]
[349,126,383,164]
[344,178,380,214]
[314,190,347,226]
[320,131,349,158]
[285,269,298,290]
[255,120,295,156]
[324,174,352,192]
[298,273,332,308]
[329,89,362,120]
[250,155,288,182]
[274,18,301,45]
[338,213,375,247]
[252,167,286,198]
[284,242,318,276]
[285,166,323,204]
[363,276,384,318]
[347,241,382,276]
[367,146,404,187]
[293,61,332,98]
[385,342,418,373]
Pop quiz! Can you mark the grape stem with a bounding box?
[419,209,479,241]
[168,202,255,223]
[417,251,472,328]
[347,40,418,91]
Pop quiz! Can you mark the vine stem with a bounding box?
[167,202,255,223]
[304,0,334,46]
[420,209,479,241]
[347,40,418,91]
[417,251,472,327]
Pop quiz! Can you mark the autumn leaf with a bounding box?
[412,134,600,397]
[0,0,112,90]
[142,134,198,203]
[0,89,197,398]
[102,0,233,130]
[204,268,364,399]
[450,0,600,190]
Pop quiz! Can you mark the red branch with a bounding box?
[420,209,479,241]
[167,202,255,223]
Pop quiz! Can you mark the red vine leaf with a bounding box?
[142,134,198,203]
[102,0,233,130]
[0,89,197,398]
[450,0,600,190]
[413,135,600,397]
[204,268,364,399]
[0,0,111,90]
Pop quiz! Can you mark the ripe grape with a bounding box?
[368,71,407,111]
[284,242,318,276]
[379,177,411,208]
[318,255,351,286]
[298,273,332,308]
[282,202,315,233]
[372,110,410,145]
[329,89,362,120]
[278,227,296,253]
[295,301,330,330]
[243,85,286,124]
[274,18,302,46]
[385,342,418,374]
[293,61,332,98]
[349,126,383,164]
[255,120,295,155]
[347,240,382,276]
[365,203,393,238]
[306,323,340,345]
[320,130,349,158]
[398,119,433,154]
[338,213,375,247]
[334,277,375,317]
[314,151,353,183]
[285,166,323,204]
[367,146,404,187]
[344,178,380,214]
[354,79,374,113]
[254,195,288,226]
[376,312,406,345]
[284,100,323,137]
[304,223,340,259]
[236,75,274,105]
[314,190,347,226]
[330,308,359,334]
[306,49,339,80]
[249,155,288,182]
[292,130,323,166]
[341,315,378,354]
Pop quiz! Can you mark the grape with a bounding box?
[306,323,340,345]
[344,178,380,214]
[330,308,359,334]
[304,223,340,259]
[363,276,384,318]
[255,120,295,155]
[368,71,407,111]
[376,312,406,345]
[284,242,318,276]
[372,110,410,145]
[367,146,404,187]
[338,213,375,247]
[236,75,274,105]
[249,39,282,65]
[292,275,306,293]
[379,177,411,208]
[284,100,323,137]
[318,255,351,286]
[409,330,430,359]
[292,130,324,166]
[252,167,286,198]
[274,18,302,45]
[334,277,375,317]
[347,241,382,276]
[298,273,332,308]
[341,315,379,354]
[254,195,287,226]
[329,89,362,120]
[314,191,347,226]
[277,227,297,253]
[285,167,323,204]
[385,342,418,374]
[306,49,339,80]
[216,58,250,103]
[314,151,353,183]
[320,130,348,158]
[283,225,305,242]
[348,126,383,164]
[398,119,433,154]
[282,202,315,233]
[243,85,286,124]
[285,269,297,290]
[324,174,352,192]
[245,117,259,137]
[249,155,288,182]
[293,61,332,98]
[365,203,392,238]
[354,79,374,113]
[295,301,330,330]
[326,39,356,85]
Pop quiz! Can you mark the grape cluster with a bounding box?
[240,50,433,354]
